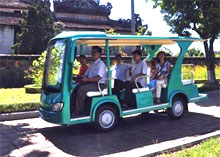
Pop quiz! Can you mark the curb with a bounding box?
[103,130,220,157]
[0,111,39,121]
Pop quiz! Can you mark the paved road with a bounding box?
[0,90,219,157]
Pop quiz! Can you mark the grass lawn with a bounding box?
[0,88,40,113]
[162,137,220,157]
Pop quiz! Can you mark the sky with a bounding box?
[99,0,220,54]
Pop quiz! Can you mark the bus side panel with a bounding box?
[183,84,199,99]
[135,91,154,108]
[90,95,122,121]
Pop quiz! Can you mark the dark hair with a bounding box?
[92,46,102,54]
[132,50,142,56]
[79,55,86,59]
[115,54,122,59]
[157,51,166,63]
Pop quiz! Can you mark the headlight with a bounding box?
[52,103,63,112]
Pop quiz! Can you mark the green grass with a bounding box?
[162,137,220,157]
[0,88,40,113]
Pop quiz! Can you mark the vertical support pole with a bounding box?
[131,0,135,34]
[80,45,84,55]
[105,39,112,95]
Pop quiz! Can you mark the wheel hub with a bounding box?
[99,110,114,129]
[173,101,184,116]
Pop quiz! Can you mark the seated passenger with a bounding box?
[77,55,89,77]
[155,51,171,103]
[146,59,156,89]
[75,55,89,83]
[124,50,148,107]
[73,46,106,114]
[111,54,131,103]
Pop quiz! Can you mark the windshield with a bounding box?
[43,39,66,90]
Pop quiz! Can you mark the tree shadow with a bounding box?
[0,123,49,157]
[39,112,220,156]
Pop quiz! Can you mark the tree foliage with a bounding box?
[186,48,204,57]
[153,0,220,83]
[153,0,220,38]
[12,0,55,54]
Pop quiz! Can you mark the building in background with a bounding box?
[0,0,31,54]
[0,0,130,54]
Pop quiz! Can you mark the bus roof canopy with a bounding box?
[53,31,203,46]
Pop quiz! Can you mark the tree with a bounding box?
[12,0,55,54]
[153,0,220,83]
[186,48,204,57]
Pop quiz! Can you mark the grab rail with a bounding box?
[134,75,151,92]
[98,78,115,96]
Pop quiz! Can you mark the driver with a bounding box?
[73,46,106,115]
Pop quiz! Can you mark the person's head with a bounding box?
[78,55,87,65]
[92,46,102,60]
[146,60,156,69]
[157,51,166,63]
[132,50,142,63]
[114,54,122,64]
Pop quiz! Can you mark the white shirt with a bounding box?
[84,58,106,84]
[132,60,148,87]
[111,63,131,81]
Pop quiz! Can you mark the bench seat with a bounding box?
[132,87,149,93]
[87,89,108,97]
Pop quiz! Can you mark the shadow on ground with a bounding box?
[196,90,220,107]
[38,112,220,156]
[0,123,49,157]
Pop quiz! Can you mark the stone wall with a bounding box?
[0,54,220,88]
[0,54,40,88]
[0,25,14,54]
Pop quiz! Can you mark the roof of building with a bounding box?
[0,0,31,9]
[54,0,112,16]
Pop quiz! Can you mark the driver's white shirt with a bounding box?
[84,58,106,84]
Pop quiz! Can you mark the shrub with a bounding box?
[25,50,80,86]
[25,51,46,85]
[24,84,41,94]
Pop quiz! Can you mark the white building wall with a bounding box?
[0,25,14,54]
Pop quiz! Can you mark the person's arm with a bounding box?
[82,62,106,83]
[82,76,101,82]
[131,61,147,82]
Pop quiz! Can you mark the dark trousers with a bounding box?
[112,79,129,104]
[72,83,105,114]
[124,82,142,107]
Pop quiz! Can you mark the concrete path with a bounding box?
[0,90,219,157]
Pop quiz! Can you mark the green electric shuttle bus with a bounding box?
[40,31,208,131]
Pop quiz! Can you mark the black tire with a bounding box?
[168,96,186,120]
[140,112,149,117]
[95,105,118,131]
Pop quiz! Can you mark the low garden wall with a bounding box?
[0,54,220,88]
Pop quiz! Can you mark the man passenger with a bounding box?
[111,54,131,103]
[124,50,148,107]
[73,46,106,114]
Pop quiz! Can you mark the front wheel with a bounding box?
[168,97,186,120]
[95,105,118,131]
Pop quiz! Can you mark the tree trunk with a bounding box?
[203,38,216,84]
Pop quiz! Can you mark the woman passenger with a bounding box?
[155,51,171,103]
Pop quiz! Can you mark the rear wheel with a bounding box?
[95,105,118,131]
[168,96,186,119]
